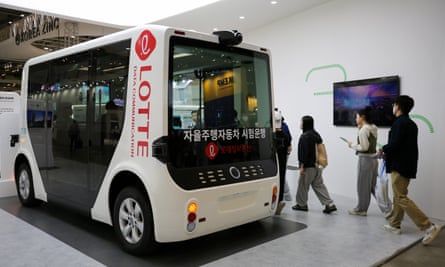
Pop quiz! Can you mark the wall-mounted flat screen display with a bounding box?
[333,75,400,127]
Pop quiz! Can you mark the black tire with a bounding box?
[15,163,40,206]
[112,186,156,255]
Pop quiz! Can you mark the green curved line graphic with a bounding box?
[305,64,347,96]
[313,91,333,96]
[410,114,434,133]
[305,64,347,82]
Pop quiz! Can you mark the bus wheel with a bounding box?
[113,187,156,255]
[15,163,40,206]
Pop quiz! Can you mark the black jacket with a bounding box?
[275,130,291,154]
[298,129,322,168]
[382,115,418,178]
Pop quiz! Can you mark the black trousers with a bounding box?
[277,149,288,202]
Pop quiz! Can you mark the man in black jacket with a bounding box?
[380,95,441,245]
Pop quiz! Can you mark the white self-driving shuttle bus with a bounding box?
[12,24,279,254]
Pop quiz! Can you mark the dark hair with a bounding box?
[301,115,314,132]
[394,95,414,114]
[357,106,373,123]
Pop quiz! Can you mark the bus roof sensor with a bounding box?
[212,30,243,46]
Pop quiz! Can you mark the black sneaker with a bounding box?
[323,204,337,214]
[292,204,308,211]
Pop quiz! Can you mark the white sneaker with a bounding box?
[384,211,393,220]
[383,224,401,235]
[422,224,441,245]
[348,209,367,216]
[275,201,286,215]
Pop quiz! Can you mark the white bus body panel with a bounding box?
[16,67,48,201]
[91,25,170,225]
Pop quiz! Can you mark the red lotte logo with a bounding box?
[135,30,156,60]
[130,29,156,158]
[205,142,219,160]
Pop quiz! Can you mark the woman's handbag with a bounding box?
[315,143,328,168]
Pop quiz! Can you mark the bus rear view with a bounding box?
[15,25,279,255]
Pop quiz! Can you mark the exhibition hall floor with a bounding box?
[0,169,443,267]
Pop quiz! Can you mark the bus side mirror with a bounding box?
[152,136,169,163]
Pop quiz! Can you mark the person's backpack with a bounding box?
[316,143,328,168]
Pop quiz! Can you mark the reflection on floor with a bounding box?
[0,169,443,267]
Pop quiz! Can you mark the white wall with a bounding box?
[245,0,445,220]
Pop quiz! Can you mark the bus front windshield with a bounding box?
[168,36,274,168]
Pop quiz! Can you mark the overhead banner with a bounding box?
[9,14,59,45]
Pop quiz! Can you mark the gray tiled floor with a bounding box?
[0,168,443,266]
[0,208,104,267]
[204,169,444,267]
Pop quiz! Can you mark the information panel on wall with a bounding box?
[0,92,20,183]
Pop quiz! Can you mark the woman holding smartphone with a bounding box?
[347,106,378,216]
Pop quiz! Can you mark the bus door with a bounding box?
[28,57,90,208]
[85,41,128,205]
[27,40,129,210]
[27,97,55,189]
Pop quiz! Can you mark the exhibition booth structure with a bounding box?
[0,91,20,197]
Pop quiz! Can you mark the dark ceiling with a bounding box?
[0,7,29,30]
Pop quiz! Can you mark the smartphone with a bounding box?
[340,137,349,143]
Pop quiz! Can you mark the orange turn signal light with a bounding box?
[188,202,198,213]
[273,186,278,195]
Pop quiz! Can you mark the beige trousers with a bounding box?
[390,171,431,231]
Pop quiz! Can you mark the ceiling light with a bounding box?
[270,1,278,5]
[239,16,245,20]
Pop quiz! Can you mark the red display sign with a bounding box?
[205,142,219,160]
[220,144,252,154]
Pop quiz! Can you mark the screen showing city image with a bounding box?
[333,76,400,127]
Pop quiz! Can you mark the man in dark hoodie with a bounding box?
[293,115,337,213]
